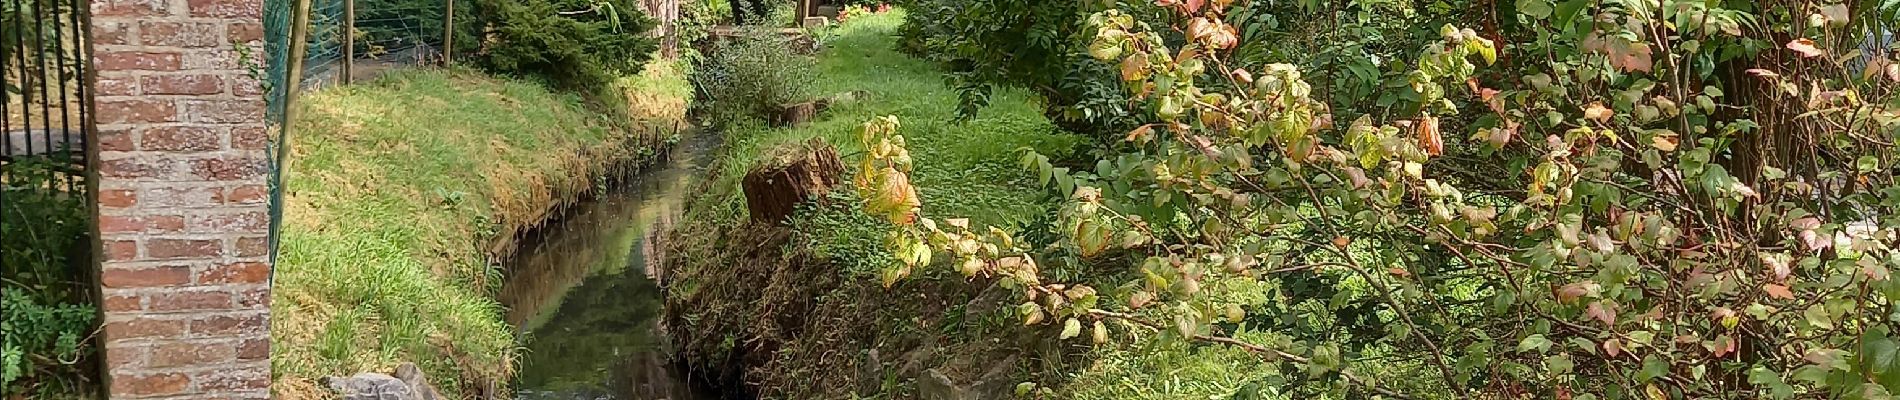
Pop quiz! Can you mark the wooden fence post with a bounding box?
[442,0,455,65]
[341,0,354,84]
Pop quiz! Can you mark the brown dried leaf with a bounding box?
[1763,283,1795,300]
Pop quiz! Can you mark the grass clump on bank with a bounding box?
[272,62,688,399]
[664,11,1088,398]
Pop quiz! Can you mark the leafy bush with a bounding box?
[690,31,816,128]
[1,159,97,397]
[869,1,1900,399]
[468,0,658,97]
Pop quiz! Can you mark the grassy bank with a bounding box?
[664,11,1089,398]
[272,62,690,398]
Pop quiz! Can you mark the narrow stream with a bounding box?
[499,130,720,400]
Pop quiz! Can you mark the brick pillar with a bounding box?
[89,0,271,395]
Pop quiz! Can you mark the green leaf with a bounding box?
[1060,318,1082,340]
[1518,334,1553,353]
[1805,305,1836,330]
[1516,0,1555,19]
[1859,155,1882,173]
[1748,366,1795,400]
[1637,355,1668,382]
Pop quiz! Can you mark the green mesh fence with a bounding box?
[262,0,466,262]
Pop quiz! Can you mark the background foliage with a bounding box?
[467,0,658,99]
[0,159,97,398]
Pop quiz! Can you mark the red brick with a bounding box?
[97,99,178,124]
[97,127,135,152]
[96,76,140,96]
[146,238,220,259]
[189,156,267,180]
[223,184,267,204]
[96,52,180,71]
[103,295,143,311]
[99,215,181,233]
[150,290,232,311]
[140,21,222,48]
[188,0,260,17]
[194,366,267,391]
[150,215,186,232]
[228,22,263,42]
[102,265,191,287]
[100,157,175,179]
[236,338,268,360]
[190,212,267,233]
[230,126,268,150]
[104,240,139,262]
[93,21,132,45]
[105,345,147,368]
[234,236,268,257]
[143,186,223,207]
[231,75,264,97]
[99,189,137,208]
[141,75,224,95]
[92,0,170,17]
[235,287,269,308]
[103,318,185,340]
[100,215,143,233]
[181,49,241,70]
[140,125,220,151]
[150,341,235,367]
[111,372,189,396]
[191,313,265,336]
[199,262,269,284]
[184,100,262,124]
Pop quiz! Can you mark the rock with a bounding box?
[324,373,415,400]
[802,16,830,28]
[325,363,443,400]
[393,363,442,400]
[918,369,973,400]
[742,139,844,224]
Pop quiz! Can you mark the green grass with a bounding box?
[272,62,689,399]
[684,11,1083,228]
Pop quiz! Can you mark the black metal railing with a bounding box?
[1,0,92,195]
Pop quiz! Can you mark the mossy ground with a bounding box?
[272,61,690,399]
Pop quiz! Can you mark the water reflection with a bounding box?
[501,132,718,400]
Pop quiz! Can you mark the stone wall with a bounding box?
[88,0,272,395]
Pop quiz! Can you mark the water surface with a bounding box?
[501,131,718,400]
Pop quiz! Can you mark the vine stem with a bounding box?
[1088,309,1421,400]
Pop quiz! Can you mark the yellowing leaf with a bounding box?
[1651,135,1679,152]
[1060,318,1083,340]
[1787,38,1825,58]
[1092,320,1109,344]
[1583,102,1613,123]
